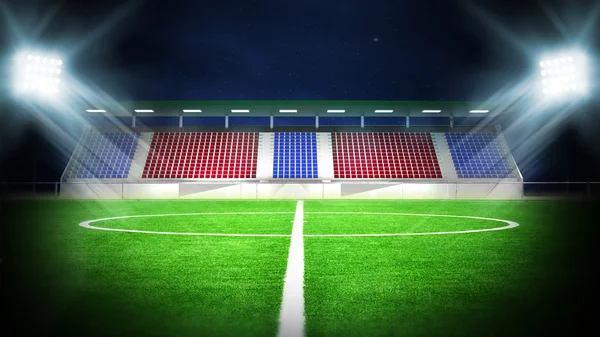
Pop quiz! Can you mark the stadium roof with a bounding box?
[84,100,502,117]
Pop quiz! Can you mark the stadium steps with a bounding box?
[128,132,154,181]
[272,132,319,179]
[317,133,334,179]
[64,131,139,180]
[445,132,516,180]
[141,132,258,179]
[332,132,442,179]
[431,133,458,180]
[256,133,274,180]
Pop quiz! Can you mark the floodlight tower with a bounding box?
[13,52,64,97]
[539,51,588,99]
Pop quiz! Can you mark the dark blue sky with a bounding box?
[2,0,598,101]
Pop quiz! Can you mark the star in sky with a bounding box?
[373,37,380,42]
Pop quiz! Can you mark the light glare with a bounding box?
[539,50,589,98]
[14,51,63,97]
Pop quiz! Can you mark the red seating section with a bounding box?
[142,132,258,179]
[332,133,442,179]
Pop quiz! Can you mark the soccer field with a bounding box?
[0,199,588,336]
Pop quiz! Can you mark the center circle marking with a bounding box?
[78,212,519,237]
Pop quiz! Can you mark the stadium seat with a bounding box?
[66,132,139,179]
[272,132,318,179]
[142,132,258,179]
[331,132,442,179]
[445,132,515,178]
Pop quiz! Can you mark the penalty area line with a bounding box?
[278,200,305,337]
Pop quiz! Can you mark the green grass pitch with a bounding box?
[0,199,583,336]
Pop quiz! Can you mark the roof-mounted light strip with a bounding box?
[86,109,106,113]
[422,110,441,113]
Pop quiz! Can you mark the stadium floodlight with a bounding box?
[86,109,107,113]
[539,50,588,97]
[422,110,441,113]
[279,109,298,113]
[469,110,489,114]
[13,52,63,97]
[327,110,345,113]
[183,109,202,113]
[374,110,393,113]
[135,109,154,113]
[231,109,250,113]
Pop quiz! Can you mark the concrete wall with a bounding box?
[256,133,274,179]
[61,183,123,199]
[60,182,523,199]
[455,182,523,199]
[317,133,334,179]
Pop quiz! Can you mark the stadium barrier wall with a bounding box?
[5,182,600,199]
[60,183,123,199]
[59,182,524,199]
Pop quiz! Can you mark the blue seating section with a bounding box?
[446,133,515,178]
[273,132,318,179]
[67,132,139,179]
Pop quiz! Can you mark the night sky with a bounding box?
[2,0,598,101]
[0,0,599,183]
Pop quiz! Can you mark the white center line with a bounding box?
[278,200,305,337]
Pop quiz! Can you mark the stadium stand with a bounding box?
[446,132,515,178]
[332,133,442,179]
[65,132,139,179]
[142,132,258,179]
[273,132,318,179]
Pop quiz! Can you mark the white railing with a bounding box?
[60,126,91,183]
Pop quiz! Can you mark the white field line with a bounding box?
[303,212,519,237]
[78,212,519,237]
[277,200,305,337]
[79,212,294,237]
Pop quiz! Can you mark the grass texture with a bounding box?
[1,199,580,337]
